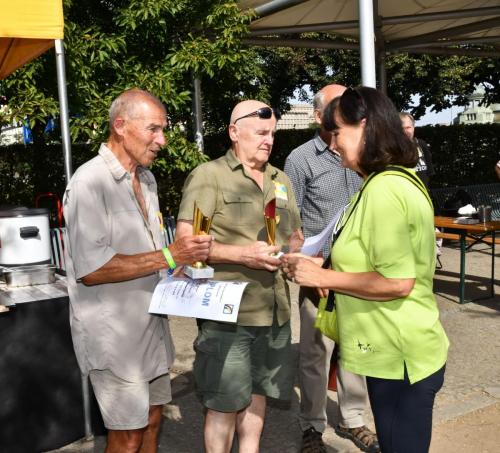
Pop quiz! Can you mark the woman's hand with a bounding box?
[281,253,326,287]
[316,287,329,298]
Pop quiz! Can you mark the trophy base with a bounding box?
[184,265,214,280]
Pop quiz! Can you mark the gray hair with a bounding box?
[399,111,415,125]
[313,90,324,112]
[109,88,165,131]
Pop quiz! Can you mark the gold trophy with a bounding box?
[264,199,282,256]
[264,198,277,246]
[184,202,214,279]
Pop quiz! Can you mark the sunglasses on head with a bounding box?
[233,107,281,124]
[339,86,367,120]
[342,86,363,103]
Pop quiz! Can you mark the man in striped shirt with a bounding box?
[284,84,379,453]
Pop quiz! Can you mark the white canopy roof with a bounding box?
[241,0,500,54]
[240,0,500,87]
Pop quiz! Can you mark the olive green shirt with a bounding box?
[178,149,301,326]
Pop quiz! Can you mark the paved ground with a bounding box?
[50,243,500,452]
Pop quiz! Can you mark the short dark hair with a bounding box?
[324,86,417,174]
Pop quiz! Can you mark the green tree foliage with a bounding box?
[246,33,499,119]
[0,0,267,210]
[1,2,499,212]
[0,1,259,172]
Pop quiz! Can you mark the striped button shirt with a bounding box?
[284,134,362,258]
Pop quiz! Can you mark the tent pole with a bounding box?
[377,51,387,94]
[255,0,306,17]
[55,40,73,184]
[373,0,386,94]
[358,0,376,87]
[192,74,204,153]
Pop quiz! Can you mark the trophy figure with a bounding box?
[184,203,214,279]
[264,199,282,256]
[264,198,277,246]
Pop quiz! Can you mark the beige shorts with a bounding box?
[89,369,172,430]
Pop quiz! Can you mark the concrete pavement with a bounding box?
[50,243,500,452]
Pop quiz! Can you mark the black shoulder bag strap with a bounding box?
[385,165,434,208]
[320,171,378,311]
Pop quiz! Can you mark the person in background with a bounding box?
[283,87,449,453]
[400,112,435,188]
[176,100,303,453]
[495,159,500,179]
[400,111,442,257]
[284,84,379,453]
[64,88,212,453]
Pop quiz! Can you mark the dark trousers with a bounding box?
[366,364,445,453]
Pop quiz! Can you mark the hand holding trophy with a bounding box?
[184,202,214,279]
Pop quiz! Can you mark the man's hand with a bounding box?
[288,228,304,253]
[168,234,212,266]
[240,241,282,271]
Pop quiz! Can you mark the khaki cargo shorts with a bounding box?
[193,318,294,412]
[89,369,171,430]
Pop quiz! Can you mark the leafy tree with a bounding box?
[0,0,264,211]
[2,3,499,212]
[246,33,499,119]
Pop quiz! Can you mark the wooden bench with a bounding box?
[436,230,500,245]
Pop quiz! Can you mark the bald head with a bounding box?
[228,99,277,169]
[230,100,271,125]
[109,88,165,132]
[313,84,346,114]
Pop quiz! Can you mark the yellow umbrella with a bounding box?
[0,0,64,79]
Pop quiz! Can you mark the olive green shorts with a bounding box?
[193,318,294,412]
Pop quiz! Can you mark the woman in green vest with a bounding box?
[282,86,449,453]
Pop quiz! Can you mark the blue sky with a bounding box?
[291,88,460,126]
[413,94,458,126]
[416,107,456,126]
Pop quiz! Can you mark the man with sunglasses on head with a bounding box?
[284,84,379,453]
[176,100,303,453]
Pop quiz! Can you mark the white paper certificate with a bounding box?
[149,277,248,323]
[300,207,343,256]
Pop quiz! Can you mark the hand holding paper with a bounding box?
[300,207,343,256]
[149,277,248,323]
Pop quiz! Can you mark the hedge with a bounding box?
[1,124,498,218]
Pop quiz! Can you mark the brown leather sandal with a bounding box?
[335,425,380,453]
[301,427,327,453]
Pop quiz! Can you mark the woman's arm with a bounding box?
[281,254,415,301]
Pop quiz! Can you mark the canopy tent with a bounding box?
[240,0,500,89]
[0,0,64,78]
[0,0,72,183]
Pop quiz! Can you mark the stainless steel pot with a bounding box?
[0,207,51,266]
[2,264,56,287]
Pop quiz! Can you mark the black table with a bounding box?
[0,281,104,452]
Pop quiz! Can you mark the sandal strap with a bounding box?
[350,426,378,446]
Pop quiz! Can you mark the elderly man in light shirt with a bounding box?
[64,88,211,453]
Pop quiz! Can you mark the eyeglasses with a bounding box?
[233,107,281,124]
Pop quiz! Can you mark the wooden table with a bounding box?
[434,216,500,304]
